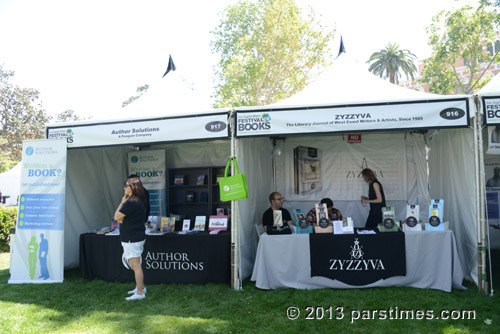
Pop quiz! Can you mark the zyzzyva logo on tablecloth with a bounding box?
[309,233,406,286]
[329,238,385,271]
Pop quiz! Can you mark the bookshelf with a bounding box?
[167,166,231,230]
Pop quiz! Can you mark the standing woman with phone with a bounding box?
[114,175,147,300]
[360,168,386,230]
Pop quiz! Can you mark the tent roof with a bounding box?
[477,72,500,96]
[90,71,216,122]
[262,56,466,109]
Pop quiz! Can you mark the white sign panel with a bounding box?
[484,97,500,125]
[236,99,469,137]
[9,139,67,284]
[487,125,500,154]
[47,113,228,148]
[128,150,166,216]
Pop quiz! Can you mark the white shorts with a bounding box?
[121,240,145,269]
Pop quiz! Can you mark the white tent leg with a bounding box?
[474,96,492,295]
[229,110,242,290]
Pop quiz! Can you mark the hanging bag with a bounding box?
[219,157,248,201]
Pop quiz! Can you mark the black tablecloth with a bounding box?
[309,231,406,286]
[79,232,230,284]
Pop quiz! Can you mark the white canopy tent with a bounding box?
[46,111,233,272]
[233,56,481,288]
[0,163,21,206]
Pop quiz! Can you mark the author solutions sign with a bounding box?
[46,113,228,148]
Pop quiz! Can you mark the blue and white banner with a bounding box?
[128,150,166,216]
[9,139,67,284]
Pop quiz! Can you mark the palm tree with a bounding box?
[367,43,417,84]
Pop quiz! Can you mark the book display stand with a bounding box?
[167,166,230,231]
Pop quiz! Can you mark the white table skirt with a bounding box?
[251,230,465,292]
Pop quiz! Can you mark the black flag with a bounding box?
[162,55,176,78]
[337,36,346,58]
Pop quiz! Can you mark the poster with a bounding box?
[127,150,166,216]
[485,158,500,221]
[487,126,500,155]
[9,139,67,284]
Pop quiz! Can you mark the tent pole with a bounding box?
[475,96,494,296]
[229,109,241,290]
[473,96,489,293]
[472,98,483,292]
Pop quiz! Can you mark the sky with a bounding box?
[0,0,476,120]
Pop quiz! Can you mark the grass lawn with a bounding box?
[1,251,500,334]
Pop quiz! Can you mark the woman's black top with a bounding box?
[119,198,146,242]
[365,178,386,229]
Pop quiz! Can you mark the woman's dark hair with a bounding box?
[361,168,377,182]
[320,198,333,208]
[126,176,147,207]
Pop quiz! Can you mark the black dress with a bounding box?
[365,179,386,229]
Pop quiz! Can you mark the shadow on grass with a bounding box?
[0,252,500,334]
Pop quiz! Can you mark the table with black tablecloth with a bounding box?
[251,230,465,292]
[80,232,230,284]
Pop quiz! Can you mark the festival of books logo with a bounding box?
[329,238,385,271]
[47,128,74,144]
[237,113,271,133]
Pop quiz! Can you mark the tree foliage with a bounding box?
[55,109,85,123]
[122,84,150,108]
[0,65,50,171]
[211,0,335,107]
[421,3,500,94]
[367,43,417,84]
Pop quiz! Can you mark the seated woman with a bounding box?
[306,198,343,225]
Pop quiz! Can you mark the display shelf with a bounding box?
[167,166,231,231]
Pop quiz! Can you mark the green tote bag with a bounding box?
[219,157,248,201]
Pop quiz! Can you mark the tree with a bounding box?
[367,43,417,84]
[122,84,150,108]
[421,3,500,94]
[0,65,50,170]
[55,110,85,123]
[211,0,335,107]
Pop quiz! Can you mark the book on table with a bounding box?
[160,217,176,233]
[216,207,225,216]
[194,216,206,231]
[209,215,228,231]
[273,210,283,227]
[182,219,191,231]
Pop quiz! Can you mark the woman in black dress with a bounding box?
[114,175,148,300]
[360,168,386,229]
